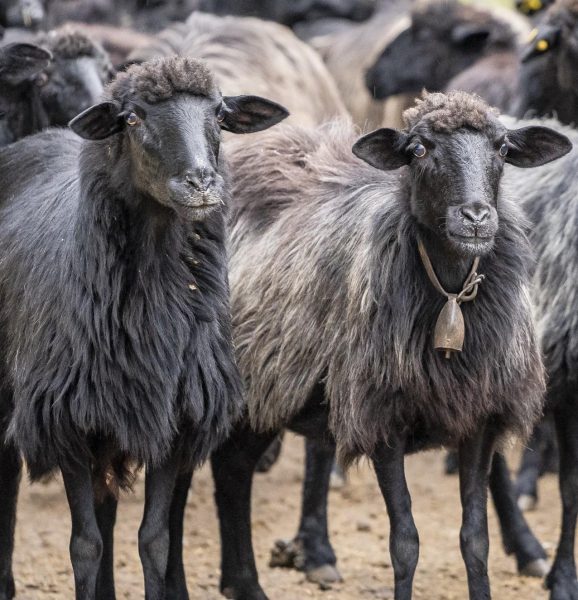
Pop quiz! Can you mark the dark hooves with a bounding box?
[517,494,538,512]
[520,558,550,578]
[270,539,342,590]
[221,583,269,600]
[306,564,343,590]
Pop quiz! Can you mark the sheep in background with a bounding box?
[127,11,349,127]
[514,0,578,124]
[0,27,113,145]
[501,114,578,600]
[0,56,288,600]
[307,1,413,129]
[208,91,570,600]
[365,0,530,112]
[195,0,377,26]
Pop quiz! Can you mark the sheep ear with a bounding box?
[505,126,572,168]
[352,128,409,170]
[0,43,52,86]
[220,95,289,134]
[69,102,124,140]
[451,24,491,48]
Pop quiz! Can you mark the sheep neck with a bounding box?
[417,227,479,293]
[75,142,191,276]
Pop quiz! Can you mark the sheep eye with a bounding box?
[125,112,139,126]
[536,38,549,52]
[499,143,508,157]
[216,106,226,123]
[35,73,48,87]
[413,143,427,158]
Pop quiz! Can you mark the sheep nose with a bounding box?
[185,168,215,192]
[460,204,490,225]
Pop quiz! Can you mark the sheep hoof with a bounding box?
[306,564,343,589]
[520,558,550,578]
[517,494,538,512]
[269,538,305,569]
[221,584,269,600]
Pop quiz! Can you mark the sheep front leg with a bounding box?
[138,451,181,600]
[212,422,279,600]
[61,458,103,600]
[95,493,118,600]
[165,469,194,600]
[546,404,578,600]
[458,425,496,600]
[270,437,341,587]
[0,442,21,600]
[371,434,419,600]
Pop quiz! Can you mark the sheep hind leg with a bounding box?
[546,404,578,600]
[95,493,118,600]
[372,434,419,600]
[458,424,497,600]
[164,469,194,600]
[61,458,103,600]
[212,422,279,600]
[138,450,181,600]
[0,442,21,600]
[269,437,341,589]
[489,453,549,578]
[515,418,553,511]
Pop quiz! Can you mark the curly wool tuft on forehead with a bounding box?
[108,57,220,105]
[403,91,499,133]
[37,28,105,60]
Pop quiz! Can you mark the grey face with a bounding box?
[407,129,505,257]
[125,95,225,220]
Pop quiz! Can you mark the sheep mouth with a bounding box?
[448,233,495,255]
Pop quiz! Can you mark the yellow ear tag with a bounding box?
[529,0,543,10]
[536,39,549,51]
[528,28,538,42]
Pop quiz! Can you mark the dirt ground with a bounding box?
[13,434,568,600]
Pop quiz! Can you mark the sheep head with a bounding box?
[353,91,571,258]
[69,57,289,220]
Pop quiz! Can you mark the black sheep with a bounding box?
[0,27,113,145]
[196,0,377,26]
[364,0,524,107]
[202,92,570,600]
[0,56,288,600]
[499,113,578,600]
[514,0,578,125]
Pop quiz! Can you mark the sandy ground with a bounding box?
[13,434,568,600]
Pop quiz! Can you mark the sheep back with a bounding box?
[127,11,348,127]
